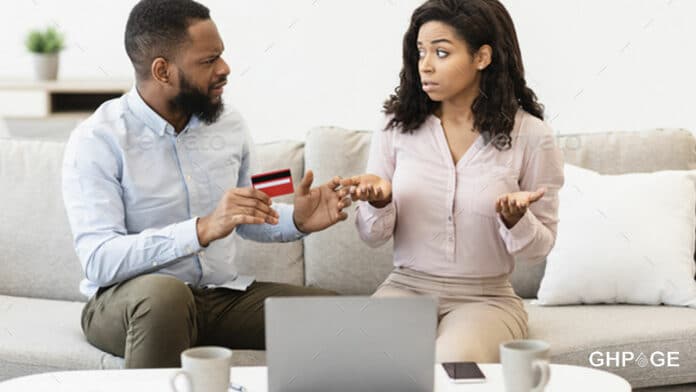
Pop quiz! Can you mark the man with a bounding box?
[62,0,349,368]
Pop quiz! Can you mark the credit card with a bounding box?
[251,169,294,197]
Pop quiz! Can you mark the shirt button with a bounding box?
[198,251,205,257]
[186,175,192,181]
[152,261,158,266]
[448,216,452,222]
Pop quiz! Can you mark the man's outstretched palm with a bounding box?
[293,170,350,233]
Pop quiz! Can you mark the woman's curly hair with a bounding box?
[383,0,544,151]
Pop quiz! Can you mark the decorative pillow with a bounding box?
[536,164,696,307]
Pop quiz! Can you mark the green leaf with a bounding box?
[25,26,65,54]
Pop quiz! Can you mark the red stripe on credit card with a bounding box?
[251,169,294,197]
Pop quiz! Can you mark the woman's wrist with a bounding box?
[501,212,523,229]
[368,196,392,209]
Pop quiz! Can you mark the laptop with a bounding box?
[265,296,437,392]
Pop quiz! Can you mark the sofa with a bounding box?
[1,126,695,391]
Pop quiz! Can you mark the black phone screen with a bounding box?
[442,362,486,380]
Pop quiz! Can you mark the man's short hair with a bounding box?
[125,0,210,80]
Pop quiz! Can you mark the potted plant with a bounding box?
[25,27,65,81]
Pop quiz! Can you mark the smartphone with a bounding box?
[442,362,486,383]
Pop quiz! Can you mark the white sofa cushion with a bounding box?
[537,164,696,307]
[0,295,265,381]
[303,127,394,294]
[0,139,84,301]
[526,300,696,389]
[0,295,123,381]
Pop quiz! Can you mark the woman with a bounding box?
[340,0,564,363]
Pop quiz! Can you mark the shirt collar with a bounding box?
[126,87,201,137]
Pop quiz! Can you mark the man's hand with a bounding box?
[197,188,279,247]
[292,170,350,233]
[495,187,546,229]
[338,174,392,208]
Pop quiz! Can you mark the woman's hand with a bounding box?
[339,174,392,208]
[496,187,546,228]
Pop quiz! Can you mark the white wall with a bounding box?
[1,0,694,142]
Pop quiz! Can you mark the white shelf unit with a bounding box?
[0,79,132,118]
[0,79,132,139]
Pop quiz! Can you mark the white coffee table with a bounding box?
[0,364,631,391]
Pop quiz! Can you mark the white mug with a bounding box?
[500,339,551,392]
[170,346,233,392]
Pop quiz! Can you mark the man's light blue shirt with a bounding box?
[62,88,305,298]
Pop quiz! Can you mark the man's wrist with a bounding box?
[292,212,309,234]
[196,216,212,247]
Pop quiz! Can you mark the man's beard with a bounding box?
[169,72,225,124]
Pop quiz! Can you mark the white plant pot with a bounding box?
[32,53,59,81]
